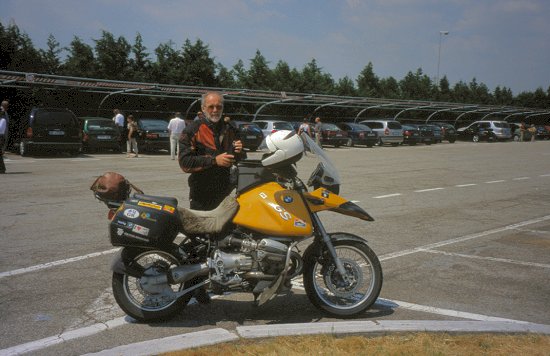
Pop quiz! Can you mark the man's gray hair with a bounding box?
[201,91,224,107]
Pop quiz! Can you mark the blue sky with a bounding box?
[2,0,549,95]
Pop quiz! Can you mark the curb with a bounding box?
[84,320,550,356]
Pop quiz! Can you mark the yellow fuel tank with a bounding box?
[233,182,313,237]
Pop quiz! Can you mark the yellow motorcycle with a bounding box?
[96,131,382,321]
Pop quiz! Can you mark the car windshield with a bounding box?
[322,123,340,130]
[140,119,168,130]
[239,123,262,134]
[34,111,76,127]
[87,120,118,131]
[273,122,294,130]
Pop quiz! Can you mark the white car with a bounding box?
[253,120,295,137]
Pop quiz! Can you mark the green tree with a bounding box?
[246,50,272,90]
[0,21,43,71]
[436,76,451,102]
[62,36,96,77]
[232,59,248,88]
[150,40,180,84]
[130,33,151,82]
[451,80,471,103]
[378,76,400,99]
[39,34,62,74]
[356,62,379,97]
[271,60,300,92]
[399,68,433,100]
[334,76,357,96]
[215,63,236,88]
[180,39,216,86]
[298,58,334,94]
[93,30,131,80]
[494,86,514,105]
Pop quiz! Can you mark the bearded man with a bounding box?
[178,91,244,210]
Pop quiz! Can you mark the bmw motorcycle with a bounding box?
[95,131,382,321]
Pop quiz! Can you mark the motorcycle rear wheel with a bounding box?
[112,249,193,322]
[304,238,382,317]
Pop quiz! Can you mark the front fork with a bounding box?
[310,212,350,282]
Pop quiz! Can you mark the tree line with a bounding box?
[1,20,549,114]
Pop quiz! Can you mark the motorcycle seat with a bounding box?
[178,193,239,234]
[133,194,178,207]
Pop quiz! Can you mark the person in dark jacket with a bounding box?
[178,91,244,304]
[178,91,244,210]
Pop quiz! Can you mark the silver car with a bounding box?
[253,120,295,137]
[359,119,404,146]
[457,121,512,141]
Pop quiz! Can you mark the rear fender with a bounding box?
[111,249,145,278]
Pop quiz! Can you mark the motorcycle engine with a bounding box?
[208,234,291,289]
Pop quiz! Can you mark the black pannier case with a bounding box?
[109,194,181,248]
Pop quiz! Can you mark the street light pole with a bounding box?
[436,30,449,87]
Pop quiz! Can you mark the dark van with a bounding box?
[19,108,82,156]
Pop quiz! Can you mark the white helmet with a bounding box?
[262,130,304,167]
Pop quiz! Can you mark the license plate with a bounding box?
[97,135,111,140]
[336,134,342,137]
[367,133,376,137]
[159,133,170,138]
[246,135,257,139]
[49,130,64,136]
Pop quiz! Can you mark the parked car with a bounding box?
[359,119,403,146]
[457,122,498,142]
[79,117,121,153]
[431,122,457,143]
[457,121,512,142]
[253,120,295,137]
[234,121,264,151]
[401,124,422,145]
[136,118,170,152]
[419,124,443,143]
[318,123,348,147]
[336,122,378,147]
[18,107,82,156]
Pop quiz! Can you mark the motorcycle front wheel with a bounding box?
[304,238,383,317]
[112,249,193,322]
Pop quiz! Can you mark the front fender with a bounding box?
[303,232,369,261]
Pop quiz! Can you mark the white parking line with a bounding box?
[379,215,550,261]
[0,248,119,279]
[512,177,531,181]
[455,183,477,187]
[485,180,506,184]
[414,188,444,193]
[373,193,402,199]
[419,249,550,269]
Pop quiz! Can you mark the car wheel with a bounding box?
[449,139,456,143]
[472,134,480,143]
[345,138,353,147]
[366,143,373,148]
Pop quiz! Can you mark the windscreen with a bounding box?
[35,111,77,127]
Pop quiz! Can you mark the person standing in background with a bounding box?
[167,112,186,160]
[314,116,323,147]
[0,100,9,174]
[126,115,139,158]
[113,109,126,152]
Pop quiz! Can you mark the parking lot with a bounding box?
[1,140,549,355]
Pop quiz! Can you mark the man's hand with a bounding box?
[215,153,235,167]
[233,140,243,153]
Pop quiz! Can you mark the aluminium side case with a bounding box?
[109,194,181,248]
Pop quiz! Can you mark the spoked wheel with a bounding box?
[112,250,193,322]
[304,238,382,317]
[472,134,480,143]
